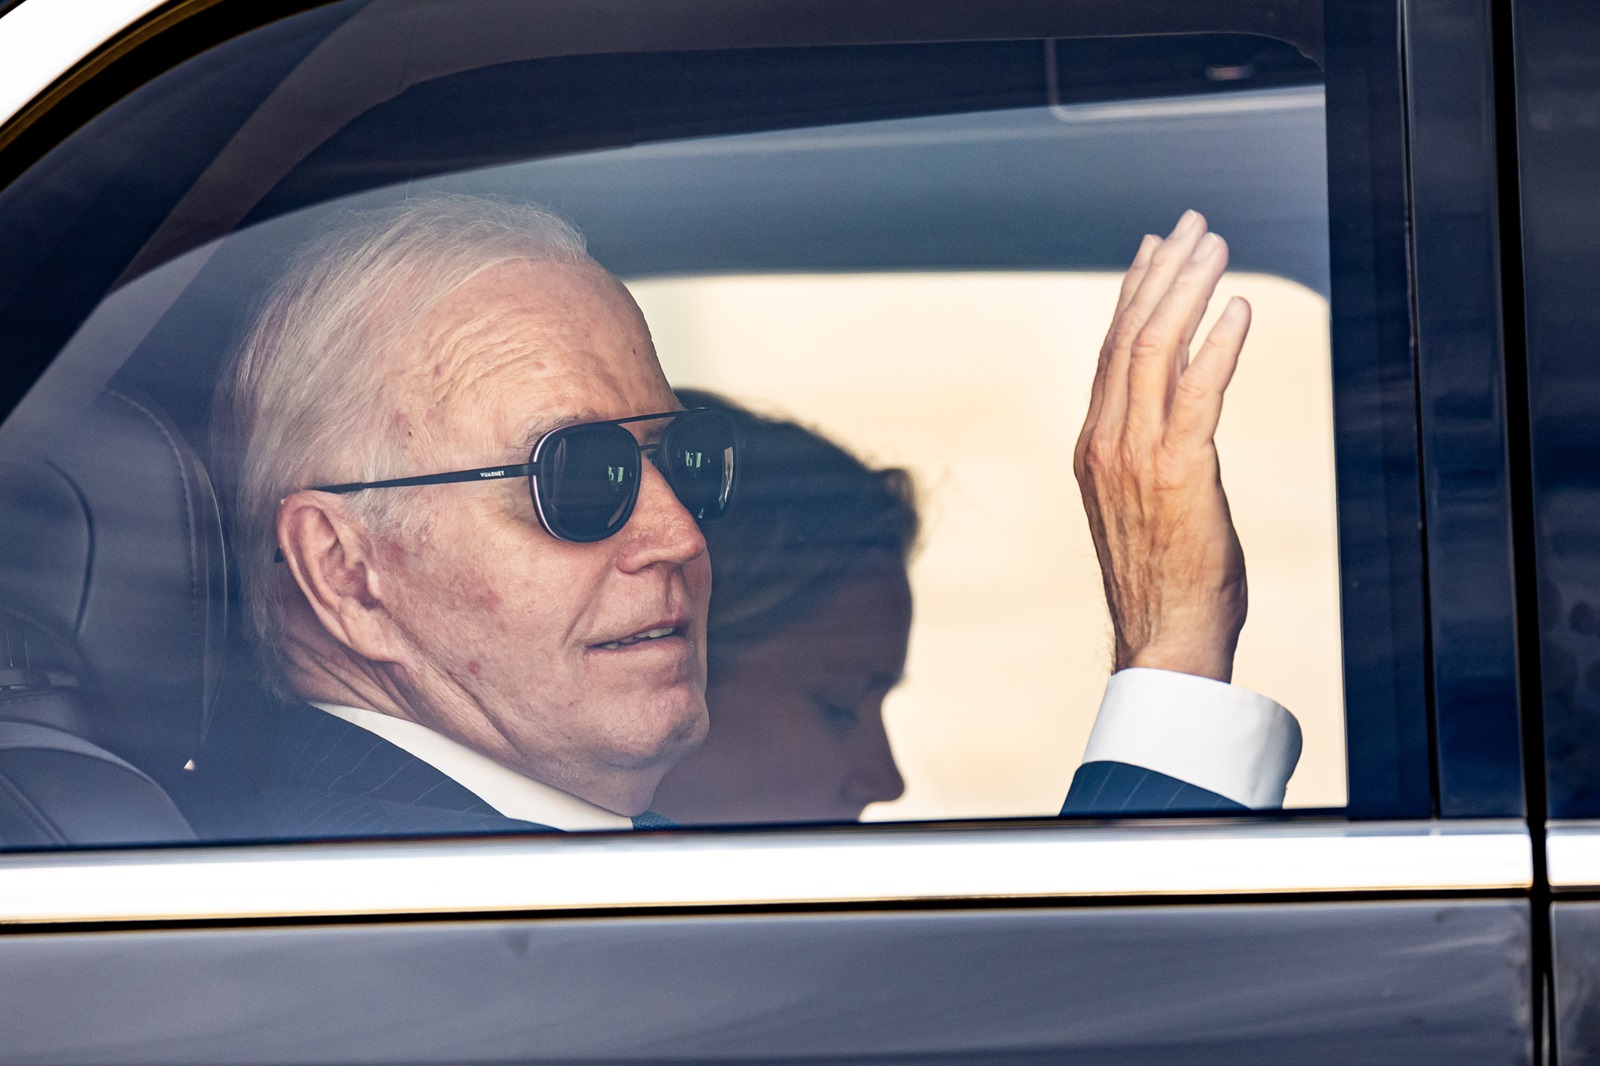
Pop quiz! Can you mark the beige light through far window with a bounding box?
[631,271,1346,816]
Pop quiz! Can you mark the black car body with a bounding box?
[2,1,1599,1062]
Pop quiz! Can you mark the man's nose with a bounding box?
[615,461,708,572]
[843,710,905,806]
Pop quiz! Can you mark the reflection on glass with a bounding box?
[0,78,1344,845]
[639,270,1343,816]
[652,391,918,825]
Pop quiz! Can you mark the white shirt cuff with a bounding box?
[1080,668,1303,808]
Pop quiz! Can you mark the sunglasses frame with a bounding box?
[308,407,736,543]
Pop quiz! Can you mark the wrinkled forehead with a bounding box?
[388,259,672,445]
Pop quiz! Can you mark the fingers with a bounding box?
[1081,212,1241,472]
[1169,233,1230,366]
[1113,234,1159,322]
[1081,234,1159,462]
[1123,210,1210,329]
[1169,296,1251,447]
[1125,230,1230,436]
[1100,211,1210,431]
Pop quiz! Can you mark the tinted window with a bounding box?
[0,1,1427,846]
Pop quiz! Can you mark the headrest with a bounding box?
[0,389,226,781]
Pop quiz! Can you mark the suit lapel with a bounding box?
[273,701,502,817]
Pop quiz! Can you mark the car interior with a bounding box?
[0,23,1338,844]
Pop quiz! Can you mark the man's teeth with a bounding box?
[597,627,677,650]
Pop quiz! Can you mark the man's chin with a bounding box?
[594,725,708,817]
[601,693,710,774]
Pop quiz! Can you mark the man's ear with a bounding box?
[275,491,406,664]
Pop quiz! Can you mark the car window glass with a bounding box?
[0,4,1423,849]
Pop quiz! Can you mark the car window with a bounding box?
[0,1,1426,847]
[637,265,1341,818]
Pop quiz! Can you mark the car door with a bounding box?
[0,0,1539,1063]
[1511,0,1600,1061]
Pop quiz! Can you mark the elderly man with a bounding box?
[215,196,1297,837]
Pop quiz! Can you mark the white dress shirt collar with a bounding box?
[311,703,633,832]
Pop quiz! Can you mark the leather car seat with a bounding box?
[0,388,226,844]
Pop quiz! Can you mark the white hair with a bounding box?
[217,194,596,683]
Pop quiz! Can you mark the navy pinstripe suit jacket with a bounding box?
[1059,760,1244,814]
[242,700,547,837]
[236,701,1240,839]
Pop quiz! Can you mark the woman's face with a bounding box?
[650,555,913,825]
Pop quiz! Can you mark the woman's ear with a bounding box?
[275,491,405,663]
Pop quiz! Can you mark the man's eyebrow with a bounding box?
[513,410,598,456]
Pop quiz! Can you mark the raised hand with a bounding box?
[1073,210,1251,683]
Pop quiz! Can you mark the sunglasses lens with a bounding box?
[663,410,737,521]
[536,423,640,542]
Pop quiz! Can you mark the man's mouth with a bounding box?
[593,626,681,651]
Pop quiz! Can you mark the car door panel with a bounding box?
[0,901,1531,1066]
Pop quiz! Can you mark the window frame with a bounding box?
[0,0,1522,899]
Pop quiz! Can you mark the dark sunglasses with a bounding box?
[309,408,737,543]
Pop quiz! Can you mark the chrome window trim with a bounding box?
[0,820,1532,924]
[0,0,169,129]
[1545,823,1600,888]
